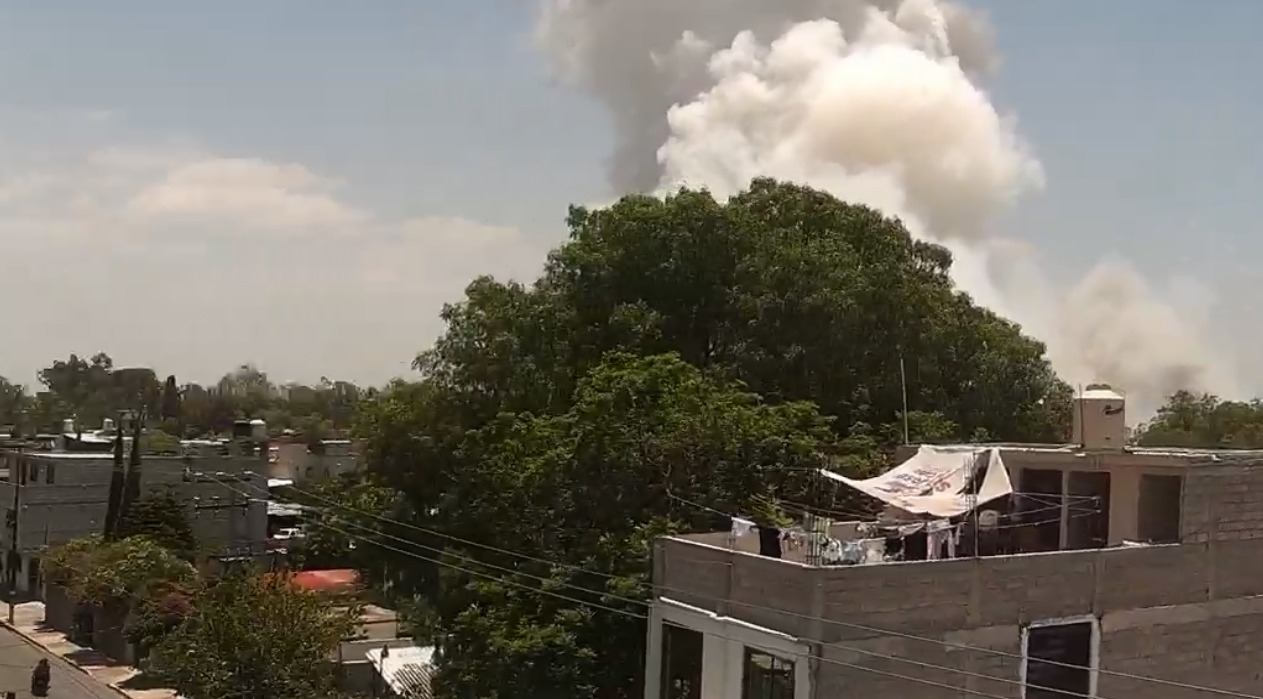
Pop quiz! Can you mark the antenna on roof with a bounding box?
[899,352,910,445]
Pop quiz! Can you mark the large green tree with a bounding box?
[44,534,196,611]
[417,180,1069,445]
[0,376,27,432]
[1135,391,1263,448]
[116,490,198,560]
[430,353,830,699]
[360,180,1075,699]
[147,573,358,699]
[38,352,116,429]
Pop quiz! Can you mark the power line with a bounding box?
[222,478,1092,699]
[205,476,646,620]
[224,476,649,608]
[269,478,1263,698]
[243,482,1132,699]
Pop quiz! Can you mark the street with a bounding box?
[0,625,120,699]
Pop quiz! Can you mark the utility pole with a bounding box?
[7,446,24,624]
[899,353,910,444]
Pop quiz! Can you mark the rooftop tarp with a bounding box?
[819,445,1012,518]
[285,568,361,594]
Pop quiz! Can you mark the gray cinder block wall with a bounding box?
[655,463,1263,699]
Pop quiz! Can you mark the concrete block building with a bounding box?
[267,438,364,484]
[1,424,270,596]
[644,386,1263,699]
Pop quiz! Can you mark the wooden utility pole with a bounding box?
[7,446,23,624]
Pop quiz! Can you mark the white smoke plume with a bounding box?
[535,0,1236,418]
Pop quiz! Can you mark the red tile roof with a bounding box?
[287,568,361,593]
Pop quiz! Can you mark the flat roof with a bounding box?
[900,442,1263,462]
[366,645,435,699]
[286,568,360,593]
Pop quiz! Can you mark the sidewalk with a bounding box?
[4,601,176,699]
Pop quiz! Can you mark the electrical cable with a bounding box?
[248,482,1128,699]
[270,478,1263,699]
[205,475,647,621]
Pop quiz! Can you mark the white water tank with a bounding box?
[62,418,75,434]
[1073,383,1126,449]
[102,418,116,433]
[249,418,267,441]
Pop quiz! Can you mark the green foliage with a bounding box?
[44,535,196,608]
[160,375,182,423]
[288,476,400,569]
[8,353,363,439]
[126,584,196,656]
[140,430,183,455]
[435,352,832,699]
[359,181,1078,699]
[116,490,198,560]
[0,375,27,431]
[1136,391,1263,448]
[147,573,359,699]
[38,352,116,428]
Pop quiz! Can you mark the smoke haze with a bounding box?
[534,0,1234,418]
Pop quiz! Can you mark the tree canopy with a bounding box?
[1135,391,1263,449]
[3,354,365,439]
[357,180,1077,699]
[116,490,198,561]
[44,534,196,609]
[147,573,359,699]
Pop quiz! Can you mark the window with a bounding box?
[45,463,55,485]
[660,624,703,699]
[28,463,38,484]
[742,648,795,699]
[1022,618,1097,699]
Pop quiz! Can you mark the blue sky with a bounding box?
[0,1,1259,393]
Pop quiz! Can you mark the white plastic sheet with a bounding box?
[819,445,1012,518]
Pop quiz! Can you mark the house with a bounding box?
[276,568,420,694]
[643,385,1263,699]
[268,438,364,484]
[0,420,270,596]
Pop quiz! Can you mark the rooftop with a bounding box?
[286,568,361,594]
[366,645,435,699]
[894,441,1263,462]
[676,440,1255,568]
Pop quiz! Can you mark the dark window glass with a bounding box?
[743,648,795,699]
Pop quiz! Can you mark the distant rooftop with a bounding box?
[286,569,360,594]
[367,645,435,699]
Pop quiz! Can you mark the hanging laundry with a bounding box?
[730,517,756,539]
[840,539,864,565]
[822,538,846,565]
[926,519,953,561]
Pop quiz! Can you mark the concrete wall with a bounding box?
[1179,463,1263,544]
[0,453,270,554]
[656,463,1263,699]
[268,441,363,483]
[887,445,1216,547]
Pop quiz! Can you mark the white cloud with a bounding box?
[0,144,551,387]
[127,157,363,230]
